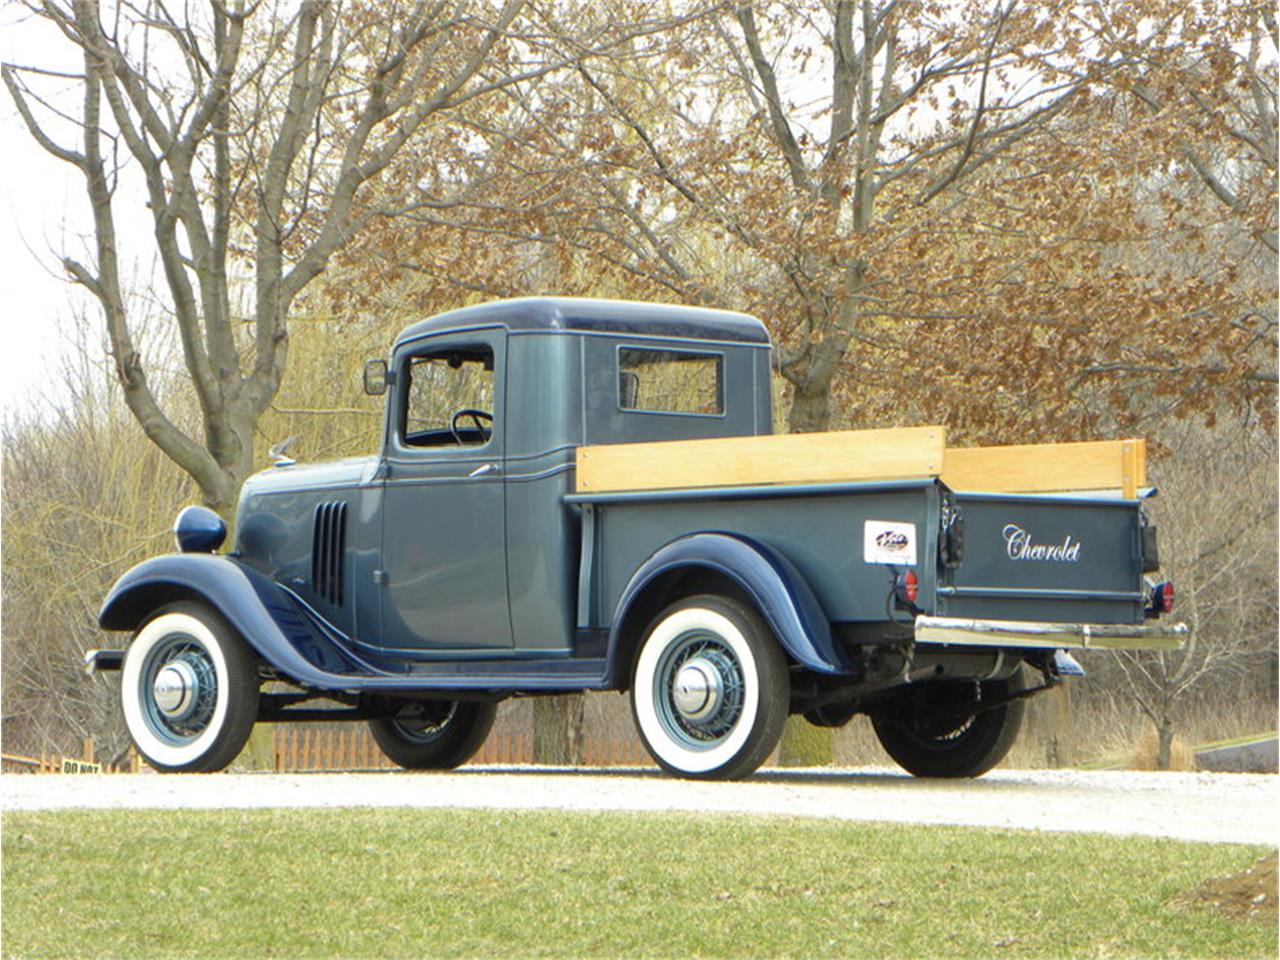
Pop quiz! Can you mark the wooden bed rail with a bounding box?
[574,426,946,494]
[574,427,1147,498]
[942,439,1146,498]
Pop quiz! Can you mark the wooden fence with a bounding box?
[1,739,139,774]
[2,728,655,774]
[272,725,653,772]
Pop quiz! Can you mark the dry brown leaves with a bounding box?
[1172,851,1279,925]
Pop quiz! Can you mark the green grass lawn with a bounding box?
[2,807,1273,959]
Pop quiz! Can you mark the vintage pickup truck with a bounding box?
[89,297,1186,779]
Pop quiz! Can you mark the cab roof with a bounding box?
[393,297,770,349]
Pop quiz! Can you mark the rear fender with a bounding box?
[99,553,367,682]
[607,532,848,683]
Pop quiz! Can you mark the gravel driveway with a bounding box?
[3,766,1275,846]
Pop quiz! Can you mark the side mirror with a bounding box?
[363,359,389,396]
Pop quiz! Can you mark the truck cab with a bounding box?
[236,298,772,656]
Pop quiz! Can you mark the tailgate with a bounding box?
[939,492,1146,625]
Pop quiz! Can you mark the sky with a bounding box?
[2,8,83,414]
[0,2,966,421]
[0,7,153,419]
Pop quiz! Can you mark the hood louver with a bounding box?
[311,501,347,606]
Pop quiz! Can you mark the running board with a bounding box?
[85,644,609,692]
[373,656,611,691]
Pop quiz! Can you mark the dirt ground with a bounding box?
[3,767,1277,846]
[1174,851,1279,924]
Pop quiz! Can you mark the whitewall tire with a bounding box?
[120,602,259,772]
[631,594,789,780]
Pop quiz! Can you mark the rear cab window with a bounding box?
[618,347,724,417]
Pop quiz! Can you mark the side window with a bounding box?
[618,347,723,416]
[401,345,495,447]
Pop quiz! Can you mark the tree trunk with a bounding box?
[779,357,841,765]
[533,695,586,765]
[777,715,833,767]
[1155,716,1176,771]
[786,373,836,434]
[1033,683,1072,768]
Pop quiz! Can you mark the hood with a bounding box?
[239,455,378,498]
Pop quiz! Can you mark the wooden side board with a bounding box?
[574,426,947,493]
[574,428,1147,498]
[941,439,1146,498]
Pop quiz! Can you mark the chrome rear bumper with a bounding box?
[914,616,1188,651]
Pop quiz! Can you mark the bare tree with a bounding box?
[1115,420,1278,769]
[1116,3,1277,259]
[1,320,194,765]
[3,0,533,514]
[477,0,1133,433]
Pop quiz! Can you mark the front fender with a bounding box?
[608,532,849,677]
[99,553,368,684]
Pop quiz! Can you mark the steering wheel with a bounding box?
[449,408,493,445]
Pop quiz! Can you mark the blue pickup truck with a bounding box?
[89,298,1186,779]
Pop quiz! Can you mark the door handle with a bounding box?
[468,463,501,479]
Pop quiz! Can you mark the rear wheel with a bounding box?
[369,700,497,769]
[120,602,260,773]
[872,669,1026,778]
[631,594,789,781]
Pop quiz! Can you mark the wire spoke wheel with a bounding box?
[121,602,259,773]
[387,701,459,745]
[631,594,788,781]
[653,634,746,749]
[872,668,1027,779]
[137,637,220,746]
[369,700,496,770]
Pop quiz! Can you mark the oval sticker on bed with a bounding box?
[864,520,918,565]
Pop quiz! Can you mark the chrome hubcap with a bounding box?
[672,658,722,721]
[152,660,198,719]
[654,633,745,749]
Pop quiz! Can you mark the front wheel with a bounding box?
[369,700,497,769]
[631,594,789,781]
[871,668,1026,778]
[120,602,260,773]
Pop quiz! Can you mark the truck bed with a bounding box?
[569,484,1150,634]
[567,428,1174,657]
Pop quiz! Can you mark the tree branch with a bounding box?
[733,3,813,192]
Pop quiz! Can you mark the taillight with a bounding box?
[895,569,919,606]
[1151,581,1174,614]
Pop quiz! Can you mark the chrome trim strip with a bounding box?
[937,585,1146,602]
[914,615,1188,651]
[506,462,575,483]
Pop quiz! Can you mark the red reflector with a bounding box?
[897,570,919,605]
[1159,581,1174,613]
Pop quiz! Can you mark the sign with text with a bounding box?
[60,758,102,774]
